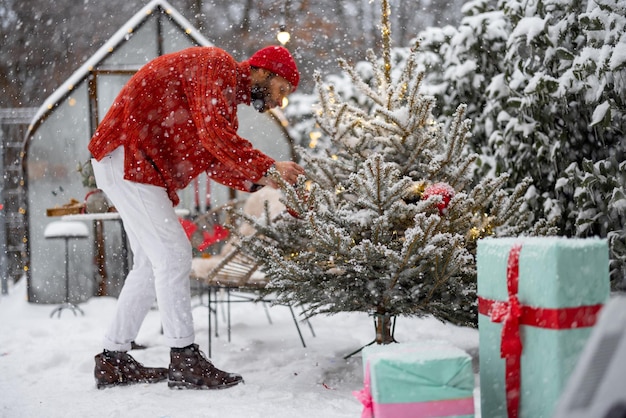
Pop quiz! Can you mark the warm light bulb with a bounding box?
[277,28,291,45]
[309,131,321,140]
[281,97,289,108]
[308,131,321,149]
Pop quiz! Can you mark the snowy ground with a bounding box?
[0,278,480,418]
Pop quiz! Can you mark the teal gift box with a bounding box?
[477,237,609,418]
[356,341,475,418]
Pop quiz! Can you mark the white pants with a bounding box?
[91,147,195,351]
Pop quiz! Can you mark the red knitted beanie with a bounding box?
[249,46,300,91]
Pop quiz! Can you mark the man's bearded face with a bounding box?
[250,72,291,113]
[251,73,276,113]
[251,84,270,113]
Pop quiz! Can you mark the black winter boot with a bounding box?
[94,350,168,389]
[168,344,243,390]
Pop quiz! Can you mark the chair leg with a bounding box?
[219,288,227,319]
[207,287,221,358]
[207,288,212,358]
[214,288,219,338]
[288,305,306,348]
[262,302,273,324]
[301,306,316,338]
[227,288,232,342]
[65,239,70,303]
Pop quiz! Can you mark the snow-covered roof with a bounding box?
[25,0,212,137]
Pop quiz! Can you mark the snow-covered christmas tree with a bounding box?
[231,0,552,344]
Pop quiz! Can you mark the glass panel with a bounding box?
[97,74,133,122]
[103,18,159,68]
[27,84,96,303]
[161,15,202,54]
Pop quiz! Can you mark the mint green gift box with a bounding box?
[361,341,475,418]
[477,237,609,418]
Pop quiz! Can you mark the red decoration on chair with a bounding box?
[179,218,197,239]
[179,218,229,252]
[197,225,229,251]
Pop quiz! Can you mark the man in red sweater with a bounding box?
[89,45,304,390]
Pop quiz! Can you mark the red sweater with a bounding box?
[88,47,275,206]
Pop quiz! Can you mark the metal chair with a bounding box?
[190,188,315,356]
[44,220,89,318]
[192,248,315,358]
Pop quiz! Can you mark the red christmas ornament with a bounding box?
[287,206,301,218]
[286,191,310,219]
[422,182,455,214]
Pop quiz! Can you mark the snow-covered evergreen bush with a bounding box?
[558,159,626,288]
[231,0,552,342]
[416,0,626,284]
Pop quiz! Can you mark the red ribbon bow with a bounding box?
[478,243,603,418]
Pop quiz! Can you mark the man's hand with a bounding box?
[257,161,305,188]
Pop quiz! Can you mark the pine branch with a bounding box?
[380,0,392,89]
[338,57,385,108]
[407,69,425,113]
[447,153,478,190]
[430,105,470,178]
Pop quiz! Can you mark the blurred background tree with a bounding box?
[0,0,465,108]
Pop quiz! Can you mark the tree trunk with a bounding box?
[374,313,394,344]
